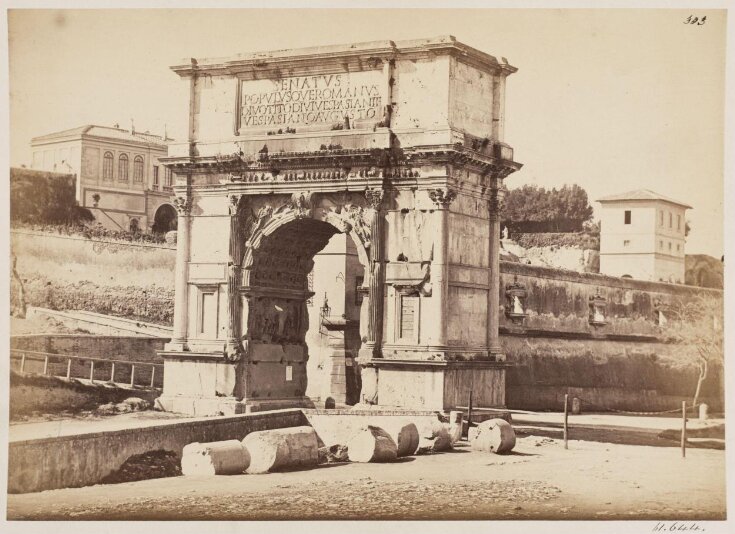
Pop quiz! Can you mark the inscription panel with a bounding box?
[239,71,384,132]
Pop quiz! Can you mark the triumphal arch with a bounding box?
[158,36,521,415]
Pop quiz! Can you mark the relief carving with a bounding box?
[428,188,457,209]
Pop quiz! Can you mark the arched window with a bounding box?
[133,156,144,183]
[118,154,129,182]
[102,152,114,181]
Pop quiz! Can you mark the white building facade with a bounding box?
[30,125,177,233]
[597,189,691,283]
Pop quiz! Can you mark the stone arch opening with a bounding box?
[152,203,177,234]
[241,211,369,407]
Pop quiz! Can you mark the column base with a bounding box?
[156,395,315,416]
[164,340,188,352]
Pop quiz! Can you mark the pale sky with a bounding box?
[7,8,727,257]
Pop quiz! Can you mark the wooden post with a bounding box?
[150,366,156,388]
[130,364,136,387]
[467,389,474,436]
[110,362,116,383]
[43,355,49,375]
[66,358,72,379]
[681,401,687,458]
[563,394,569,450]
[20,354,26,373]
[90,360,95,382]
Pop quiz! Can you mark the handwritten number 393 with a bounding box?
[684,15,707,25]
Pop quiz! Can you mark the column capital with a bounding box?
[365,188,384,210]
[489,186,506,220]
[228,194,245,216]
[173,195,192,215]
[429,188,457,209]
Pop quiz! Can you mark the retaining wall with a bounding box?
[8,409,308,494]
[499,262,724,411]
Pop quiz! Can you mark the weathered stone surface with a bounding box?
[346,425,398,463]
[181,440,250,476]
[416,418,453,453]
[380,420,420,457]
[317,444,349,464]
[122,397,151,411]
[470,418,516,454]
[242,426,319,474]
[448,411,463,445]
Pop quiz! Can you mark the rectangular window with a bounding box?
[623,240,630,247]
[676,244,681,253]
[659,210,664,226]
[669,212,672,228]
[624,210,631,224]
[164,168,173,189]
[668,242,672,252]
[677,214,681,231]
[659,240,663,250]
[152,166,159,188]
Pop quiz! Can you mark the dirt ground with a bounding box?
[7,432,725,521]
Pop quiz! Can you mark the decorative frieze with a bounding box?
[428,188,457,209]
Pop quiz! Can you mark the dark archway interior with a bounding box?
[249,218,340,292]
[152,204,177,234]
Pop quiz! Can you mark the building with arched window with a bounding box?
[30,124,174,232]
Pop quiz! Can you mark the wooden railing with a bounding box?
[10,349,163,389]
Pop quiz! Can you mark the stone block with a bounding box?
[380,420,420,457]
[181,440,250,476]
[470,418,516,454]
[242,425,319,474]
[417,418,453,453]
[346,425,398,463]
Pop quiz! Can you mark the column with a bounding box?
[487,176,505,355]
[167,194,192,351]
[364,189,385,358]
[225,194,244,362]
[429,188,457,347]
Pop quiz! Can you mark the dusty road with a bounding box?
[7,434,725,521]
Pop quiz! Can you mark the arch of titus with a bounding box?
[158,36,521,415]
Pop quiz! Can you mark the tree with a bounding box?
[502,183,594,233]
[666,295,724,408]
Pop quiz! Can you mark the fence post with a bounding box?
[564,394,569,450]
[681,401,687,458]
[20,353,26,373]
[130,364,136,387]
[43,355,49,375]
[90,360,95,383]
[150,366,156,388]
[110,362,116,383]
[66,358,72,379]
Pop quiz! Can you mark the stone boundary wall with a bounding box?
[10,335,168,388]
[8,409,309,493]
[10,228,176,250]
[11,335,167,363]
[498,262,724,411]
[9,371,160,419]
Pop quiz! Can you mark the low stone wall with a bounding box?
[9,371,160,418]
[11,334,167,362]
[11,335,167,390]
[8,409,309,494]
[499,262,724,411]
[502,335,723,412]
